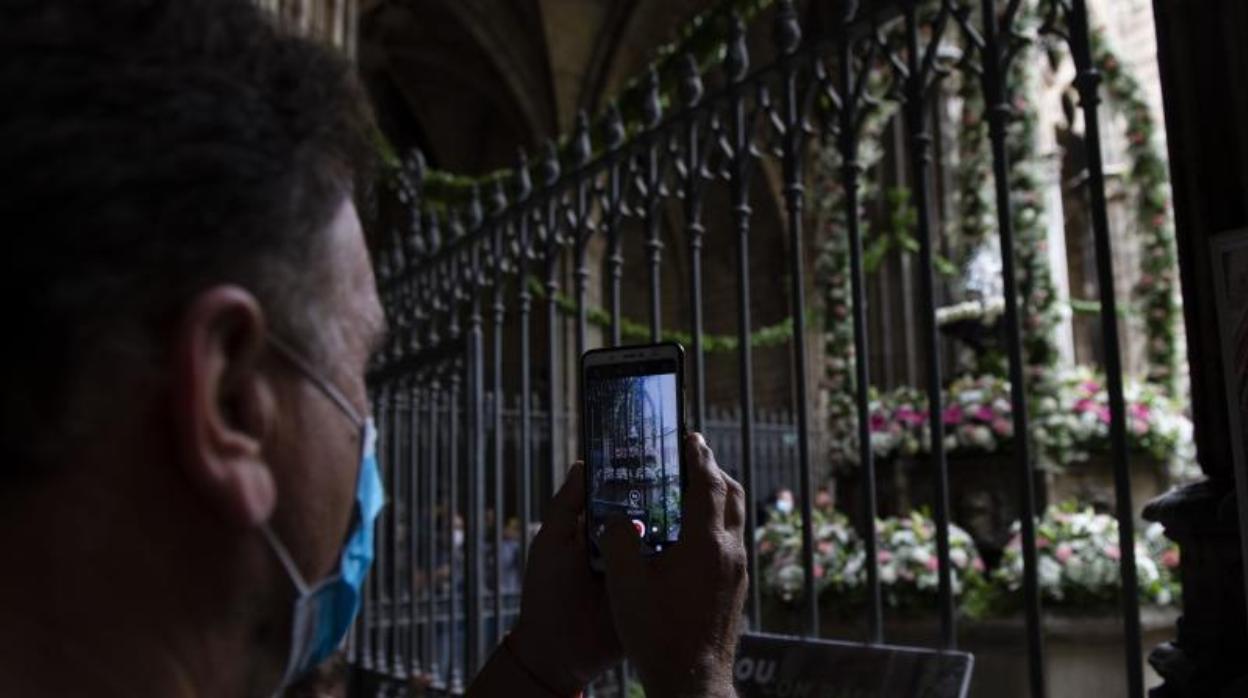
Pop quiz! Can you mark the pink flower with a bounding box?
[1097,407,1112,424]
[992,418,1013,436]
[815,564,826,579]
[1129,403,1151,421]
[924,556,939,572]
[973,558,985,573]
[975,405,996,422]
[817,540,834,555]
[943,404,964,426]
[759,540,774,554]
[897,406,925,426]
[1161,548,1180,569]
[1081,380,1102,394]
[878,550,893,563]
[1037,536,1050,550]
[870,413,888,432]
[1074,398,1097,414]
[1055,544,1073,563]
[1105,545,1121,561]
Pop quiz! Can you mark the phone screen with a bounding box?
[584,356,683,566]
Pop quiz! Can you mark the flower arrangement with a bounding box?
[838,369,1197,480]
[1034,366,1196,478]
[757,507,984,612]
[862,375,1016,462]
[756,507,864,604]
[757,502,1182,616]
[873,510,986,611]
[980,504,1181,613]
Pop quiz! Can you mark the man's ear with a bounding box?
[172,286,278,528]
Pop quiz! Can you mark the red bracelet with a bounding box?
[501,632,584,698]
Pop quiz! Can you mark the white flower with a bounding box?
[880,564,897,585]
[950,548,968,568]
[910,546,933,565]
[1038,556,1063,591]
[969,425,994,448]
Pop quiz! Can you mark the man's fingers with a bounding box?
[684,432,727,530]
[542,461,586,538]
[721,471,746,534]
[600,516,644,579]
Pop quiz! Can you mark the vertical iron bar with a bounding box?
[425,380,440,688]
[726,15,760,629]
[546,254,561,503]
[541,141,563,504]
[1068,0,1143,692]
[680,54,708,431]
[572,111,593,364]
[904,1,956,648]
[775,0,818,637]
[603,104,626,348]
[515,153,535,569]
[467,253,486,678]
[408,381,421,679]
[390,379,403,677]
[980,1,1046,693]
[839,32,884,644]
[642,68,664,342]
[491,226,506,648]
[448,366,462,693]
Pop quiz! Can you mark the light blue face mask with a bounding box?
[262,336,386,692]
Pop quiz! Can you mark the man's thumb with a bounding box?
[600,517,644,578]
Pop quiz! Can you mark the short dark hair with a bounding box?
[0,0,374,478]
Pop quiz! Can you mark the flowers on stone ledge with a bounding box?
[757,507,985,612]
[979,503,1181,613]
[834,368,1198,482]
[757,503,1182,615]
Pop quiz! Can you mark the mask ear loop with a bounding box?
[261,524,311,597]
[266,334,366,429]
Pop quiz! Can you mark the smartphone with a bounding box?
[581,342,686,573]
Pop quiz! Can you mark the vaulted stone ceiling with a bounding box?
[358,0,713,176]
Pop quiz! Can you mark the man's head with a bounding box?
[1,0,383,693]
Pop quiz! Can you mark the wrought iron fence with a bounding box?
[351,0,1156,696]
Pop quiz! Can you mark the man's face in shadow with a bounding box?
[263,199,385,587]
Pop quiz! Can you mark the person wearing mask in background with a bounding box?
[0,2,747,697]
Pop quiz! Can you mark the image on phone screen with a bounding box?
[584,356,683,565]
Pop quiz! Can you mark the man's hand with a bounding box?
[508,462,620,694]
[601,433,747,698]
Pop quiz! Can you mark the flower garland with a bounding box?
[1087,28,1180,393]
[523,276,805,354]
[812,72,898,469]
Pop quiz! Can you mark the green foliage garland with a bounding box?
[524,277,803,353]
[1088,28,1180,393]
